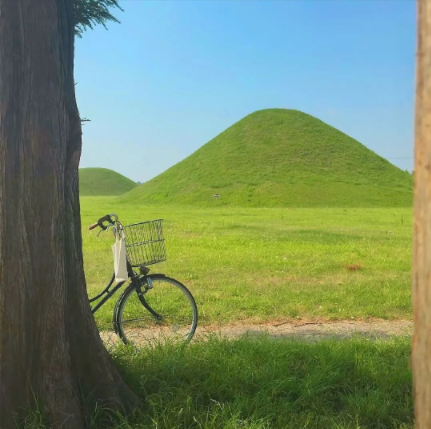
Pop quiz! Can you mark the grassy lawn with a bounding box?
[113,336,412,429]
[25,337,413,429]
[72,198,415,428]
[81,197,412,327]
[26,336,405,429]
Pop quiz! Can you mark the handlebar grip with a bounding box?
[88,214,116,231]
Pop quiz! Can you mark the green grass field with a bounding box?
[27,337,412,429]
[82,198,412,328]
[111,336,412,429]
[124,109,412,207]
[78,198,413,428]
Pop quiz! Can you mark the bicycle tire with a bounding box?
[114,274,198,346]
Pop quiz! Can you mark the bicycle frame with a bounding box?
[89,273,127,314]
[89,269,163,322]
[89,257,137,313]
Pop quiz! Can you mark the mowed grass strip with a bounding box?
[22,337,413,429]
[81,198,412,327]
[113,336,412,428]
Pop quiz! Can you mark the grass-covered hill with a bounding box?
[79,168,137,196]
[124,109,412,207]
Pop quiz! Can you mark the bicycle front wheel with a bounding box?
[115,275,198,346]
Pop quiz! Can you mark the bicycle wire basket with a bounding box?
[122,219,166,267]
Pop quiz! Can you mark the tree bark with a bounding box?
[412,0,431,428]
[0,1,138,428]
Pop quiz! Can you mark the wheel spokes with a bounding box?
[117,278,197,346]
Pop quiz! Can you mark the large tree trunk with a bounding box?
[412,0,431,428]
[0,1,138,428]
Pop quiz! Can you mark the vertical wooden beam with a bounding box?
[412,0,431,427]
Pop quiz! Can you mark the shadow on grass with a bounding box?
[112,335,412,429]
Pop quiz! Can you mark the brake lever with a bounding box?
[97,225,113,237]
[96,221,121,239]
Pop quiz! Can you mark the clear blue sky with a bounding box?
[75,0,416,183]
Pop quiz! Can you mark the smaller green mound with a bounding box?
[79,168,137,196]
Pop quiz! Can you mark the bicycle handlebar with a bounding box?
[88,213,118,231]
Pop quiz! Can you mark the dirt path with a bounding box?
[100,319,412,348]
[196,319,413,341]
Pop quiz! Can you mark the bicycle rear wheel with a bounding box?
[115,274,198,346]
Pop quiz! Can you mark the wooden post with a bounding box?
[412,0,431,427]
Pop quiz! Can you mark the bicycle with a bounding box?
[87,213,198,347]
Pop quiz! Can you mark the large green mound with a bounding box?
[79,168,137,196]
[125,109,412,207]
